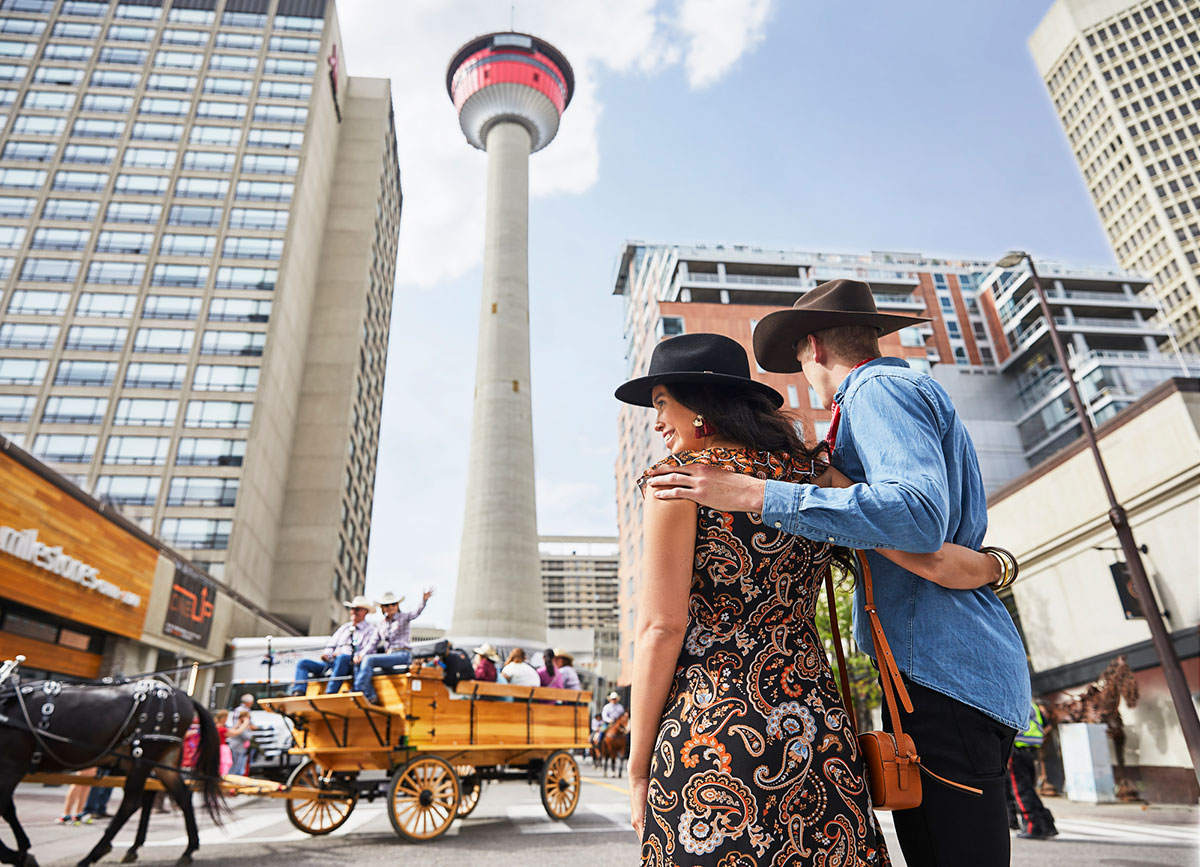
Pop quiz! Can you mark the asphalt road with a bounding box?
[12,765,1197,867]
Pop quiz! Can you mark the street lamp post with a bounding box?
[995,250,1200,784]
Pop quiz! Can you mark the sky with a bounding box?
[336,0,1117,629]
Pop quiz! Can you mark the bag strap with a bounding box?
[824,566,857,733]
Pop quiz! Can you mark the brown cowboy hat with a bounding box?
[752,279,930,373]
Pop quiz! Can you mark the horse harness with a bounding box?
[0,675,185,772]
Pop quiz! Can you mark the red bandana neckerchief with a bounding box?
[823,358,875,452]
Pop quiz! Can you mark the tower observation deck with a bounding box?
[445,34,574,648]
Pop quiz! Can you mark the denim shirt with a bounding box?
[761,358,1031,731]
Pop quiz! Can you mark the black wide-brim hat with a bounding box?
[615,333,784,408]
[753,278,931,373]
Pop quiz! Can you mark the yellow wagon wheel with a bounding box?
[540,750,580,820]
[284,759,358,835]
[388,755,461,842]
[455,765,481,818]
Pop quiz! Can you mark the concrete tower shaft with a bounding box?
[446,34,573,646]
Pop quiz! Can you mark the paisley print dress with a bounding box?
[638,448,889,867]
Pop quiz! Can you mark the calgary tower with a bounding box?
[445,33,574,647]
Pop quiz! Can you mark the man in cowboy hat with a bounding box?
[351,588,433,704]
[592,691,626,749]
[552,647,580,690]
[644,279,1031,867]
[289,595,377,696]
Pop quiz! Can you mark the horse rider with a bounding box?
[352,589,432,704]
[289,595,376,696]
[592,691,626,749]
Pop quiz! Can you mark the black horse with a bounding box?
[0,675,225,867]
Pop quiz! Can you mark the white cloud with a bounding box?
[675,0,775,88]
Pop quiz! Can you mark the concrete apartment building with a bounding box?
[1030,0,1200,352]
[0,0,401,636]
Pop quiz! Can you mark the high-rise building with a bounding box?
[1029,0,1200,352]
[445,33,572,647]
[0,0,401,635]
[538,535,618,631]
[611,242,1200,683]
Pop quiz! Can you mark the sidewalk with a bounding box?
[1038,792,1198,828]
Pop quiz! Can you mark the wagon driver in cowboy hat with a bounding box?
[352,588,432,704]
[591,691,626,750]
[289,594,377,695]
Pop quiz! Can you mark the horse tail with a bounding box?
[190,699,228,825]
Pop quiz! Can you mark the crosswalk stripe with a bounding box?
[1056,818,1197,842]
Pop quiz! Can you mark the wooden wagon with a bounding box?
[257,667,592,842]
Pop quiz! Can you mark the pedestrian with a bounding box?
[226,702,254,777]
[472,643,501,682]
[536,648,556,686]
[551,648,579,690]
[289,595,376,695]
[57,767,96,825]
[352,589,431,704]
[1008,702,1058,839]
[432,640,475,690]
[213,709,233,777]
[643,287,1032,866]
[500,647,541,687]
[81,768,113,820]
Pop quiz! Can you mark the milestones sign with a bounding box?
[163,560,217,647]
[0,525,141,606]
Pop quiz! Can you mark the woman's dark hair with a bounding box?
[665,381,823,461]
[542,648,556,674]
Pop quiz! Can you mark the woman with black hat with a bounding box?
[619,333,999,866]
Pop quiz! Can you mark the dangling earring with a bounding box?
[693,415,715,439]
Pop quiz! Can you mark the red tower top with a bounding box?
[446,32,574,153]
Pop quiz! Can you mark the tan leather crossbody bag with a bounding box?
[824,551,982,810]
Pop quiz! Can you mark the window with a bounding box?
[0,394,33,421]
[160,233,215,257]
[23,89,73,110]
[52,21,98,39]
[75,292,134,318]
[0,357,46,384]
[252,104,307,125]
[42,396,108,424]
[3,141,56,161]
[185,399,252,429]
[228,208,287,231]
[806,386,822,409]
[64,325,125,351]
[105,201,160,223]
[0,87,12,106]
[899,328,925,348]
[175,177,228,199]
[203,76,251,96]
[113,173,168,196]
[222,9,266,28]
[160,518,231,549]
[161,28,208,47]
[268,36,320,54]
[785,384,799,408]
[0,225,22,250]
[54,359,115,386]
[208,297,269,322]
[979,347,995,366]
[123,147,176,169]
[63,144,116,165]
[60,0,107,15]
[168,476,238,507]
[106,24,153,42]
[214,266,275,291]
[0,168,45,188]
[946,321,961,338]
[142,295,199,320]
[41,43,92,62]
[52,170,108,192]
[7,289,66,315]
[130,121,182,142]
[94,231,151,254]
[223,236,282,260]
[258,80,311,100]
[189,125,240,146]
[0,41,35,60]
[140,97,189,116]
[193,364,257,391]
[86,260,144,285]
[167,7,214,25]
[241,154,298,175]
[938,295,955,313]
[83,94,137,115]
[175,437,244,466]
[115,3,160,20]
[12,115,64,136]
[31,227,86,249]
[247,128,303,149]
[20,258,78,282]
[168,204,221,226]
[235,180,292,202]
[133,327,192,354]
[104,435,169,465]
[123,361,184,388]
[0,63,27,82]
[32,433,96,463]
[98,47,147,65]
[0,196,34,217]
[0,256,14,280]
[954,346,969,365]
[113,397,176,426]
[154,50,201,69]
[196,100,245,121]
[273,16,324,34]
[3,19,46,37]
[146,73,196,93]
[215,32,261,51]
[181,150,234,172]
[208,53,256,73]
[89,69,137,88]
[200,330,263,356]
[95,475,160,506]
[906,357,931,375]
[72,118,125,138]
[151,264,208,287]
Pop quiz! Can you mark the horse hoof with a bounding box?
[176,856,192,866]
[120,852,137,864]
[22,855,38,867]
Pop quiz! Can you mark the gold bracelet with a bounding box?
[981,546,1019,591]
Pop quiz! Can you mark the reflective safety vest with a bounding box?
[1015,703,1045,748]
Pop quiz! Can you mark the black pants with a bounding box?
[882,676,1016,867]
[1007,747,1056,835]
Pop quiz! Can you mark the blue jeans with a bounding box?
[84,780,112,815]
[353,650,412,702]
[290,654,354,695]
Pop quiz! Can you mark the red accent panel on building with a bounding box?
[915,274,953,366]
[978,287,1010,366]
[949,274,981,365]
[450,49,568,115]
